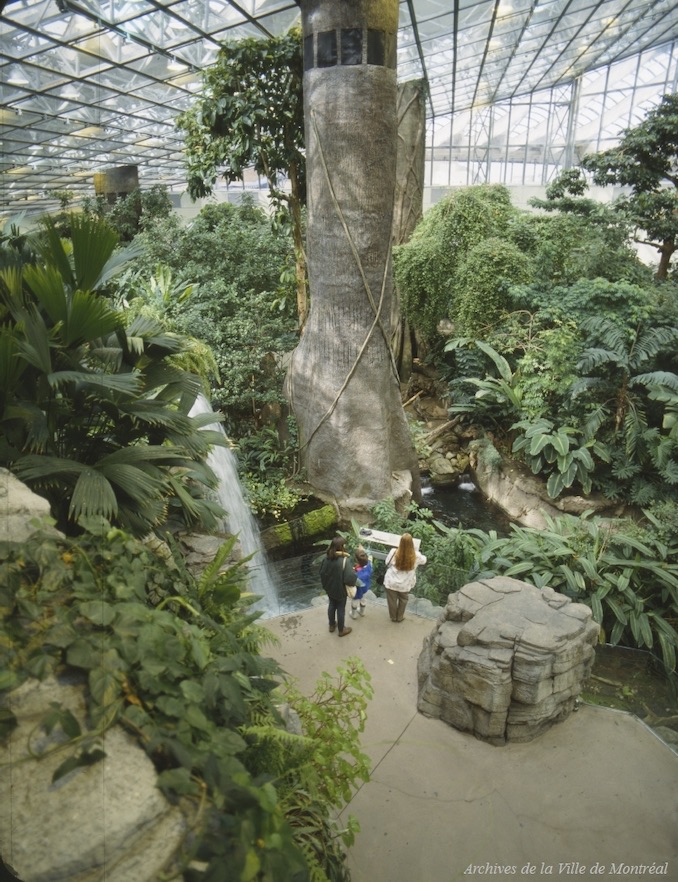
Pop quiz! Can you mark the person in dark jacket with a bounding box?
[320,536,357,637]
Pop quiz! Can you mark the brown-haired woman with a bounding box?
[383,533,427,623]
[319,535,357,637]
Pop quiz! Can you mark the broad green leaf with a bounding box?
[90,665,123,707]
[78,600,116,627]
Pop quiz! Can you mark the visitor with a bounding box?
[350,545,373,619]
[320,536,357,637]
[383,533,427,623]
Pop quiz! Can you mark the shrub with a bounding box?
[394,185,517,343]
[0,520,372,880]
[453,237,533,338]
[469,514,678,673]
[0,213,224,535]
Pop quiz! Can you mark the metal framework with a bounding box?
[1,0,678,215]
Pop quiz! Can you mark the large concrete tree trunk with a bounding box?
[392,78,427,381]
[286,0,420,521]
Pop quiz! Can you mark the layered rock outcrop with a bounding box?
[418,576,599,745]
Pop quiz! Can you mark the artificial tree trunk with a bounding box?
[286,0,420,521]
[392,78,427,382]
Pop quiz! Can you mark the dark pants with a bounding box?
[328,596,347,632]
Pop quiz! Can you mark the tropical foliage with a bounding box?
[580,92,678,280]
[134,200,297,437]
[82,184,174,242]
[393,184,518,343]
[368,502,678,673]
[177,29,308,326]
[0,520,372,881]
[0,213,225,535]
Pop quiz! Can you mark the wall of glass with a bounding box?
[424,39,678,193]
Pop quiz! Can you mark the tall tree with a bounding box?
[286,0,420,521]
[177,30,308,327]
[581,93,678,280]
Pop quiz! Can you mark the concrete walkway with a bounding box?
[265,602,678,882]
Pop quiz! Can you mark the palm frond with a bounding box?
[14,454,86,482]
[126,315,185,353]
[69,214,120,292]
[69,468,118,520]
[37,218,75,289]
[579,315,627,353]
[632,371,678,393]
[97,462,166,500]
[22,263,68,325]
[47,370,143,395]
[17,305,52,374]
[577,347,623,374]
[63,289,122,346]
[118,400,194,430]
[630,327,678,369]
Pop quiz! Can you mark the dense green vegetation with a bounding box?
[0,521,371,880]
[2,94,677,882]
[367,498,678,673]
[0,214,226,536]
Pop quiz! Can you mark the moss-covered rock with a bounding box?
[261,504,337,554]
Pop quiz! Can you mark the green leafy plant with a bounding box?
[467,514,678,673]
[245,476,306,525]
[394,185,517,344]
[510,417,610,498]
[1,520,373,880]
[275,659,373,880]
[446,339,524,429]
[580,93,678,279]
[177,28,307,326]
[452,237,533,338]
[135,199,297,435]
[0,213,225,535]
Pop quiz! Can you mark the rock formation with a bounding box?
[418,576,600,744]
[0,470,186,881]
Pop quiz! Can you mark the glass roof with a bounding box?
[2,0,677,215]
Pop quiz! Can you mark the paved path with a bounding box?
[265,603,678,882]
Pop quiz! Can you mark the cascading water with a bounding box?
[190,394,279,616]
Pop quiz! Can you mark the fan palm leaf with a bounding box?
[47,370,143,396]
[70,468,118,520]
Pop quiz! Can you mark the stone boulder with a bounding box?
[0,473,187,881]
[0,468,57,543]
[0,677,186,882]
[469,440,626,529]
[418,576,600,745]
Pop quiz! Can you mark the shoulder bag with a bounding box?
[342,557,357,598]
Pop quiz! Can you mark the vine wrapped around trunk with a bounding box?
[286,0,419,519]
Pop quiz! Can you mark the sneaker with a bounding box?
[329,624,336,633]
[359,606,366,616]
[338,627,352,637]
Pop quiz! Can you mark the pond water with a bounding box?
[420,479,513,534]
[263,481,511,618]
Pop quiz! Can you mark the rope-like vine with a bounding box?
[290,109,401,456]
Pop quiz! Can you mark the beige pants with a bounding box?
[386,588,409,622]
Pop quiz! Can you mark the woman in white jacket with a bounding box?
[383,533,427,623]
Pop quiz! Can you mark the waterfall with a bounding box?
[190,394,279,616]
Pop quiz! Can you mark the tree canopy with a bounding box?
[581,93,678,280]
[177,29,308,326]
